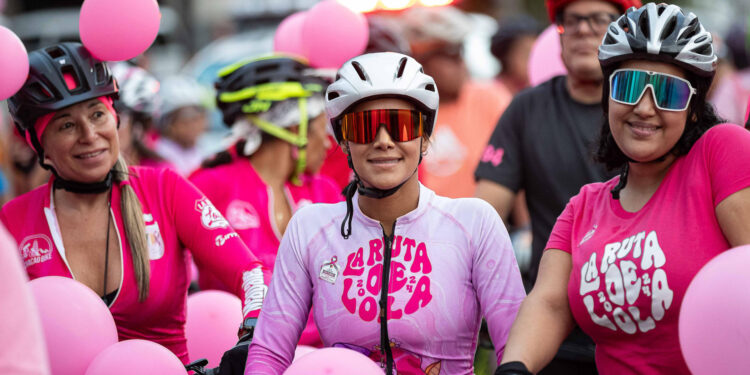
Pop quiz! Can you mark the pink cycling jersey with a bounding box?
[546,124,750,374]
[245,184,526,374]
[190,157,341,346]
[0,166,269,364]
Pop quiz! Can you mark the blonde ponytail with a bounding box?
[112,157,150,301]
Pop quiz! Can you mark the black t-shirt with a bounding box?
[475,75,615,284]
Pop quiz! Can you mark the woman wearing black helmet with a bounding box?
[189,55,341,347]
[1,42,269,364]
[496,4,750,374]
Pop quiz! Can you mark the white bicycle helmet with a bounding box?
[400,6,472,48]
[325,52,439,143]
[153,75,210,130]
[109,62,160,115]
[599,3,717,77]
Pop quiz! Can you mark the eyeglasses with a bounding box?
[340,109,424,144]
[557,12,617,34]
[609,69,697,111]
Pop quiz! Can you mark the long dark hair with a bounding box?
[595,65,725,171]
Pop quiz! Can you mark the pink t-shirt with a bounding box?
[0,166,269,364]
[245,185,525,374]
[546,124,750,374]
[189,157,341,346]
[0,224,50,375]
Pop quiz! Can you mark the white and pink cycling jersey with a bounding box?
[189,157,341,346]
[245,184,526,374]
[0,166,269,364]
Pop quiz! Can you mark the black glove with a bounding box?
[495,361,533,375]
[217,331,253,375]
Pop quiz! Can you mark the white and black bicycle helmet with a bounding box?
[109,62,160,116]
[325,52,439,143]
[599,3,717,76]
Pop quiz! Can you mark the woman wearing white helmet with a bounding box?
[152,76,210,176]
[244,52,525,374]
[497,4,750,374]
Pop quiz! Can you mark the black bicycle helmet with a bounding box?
[599,3,717,76]
[490,15,541,62]
[215,55,327,127]
[8,42,119,149]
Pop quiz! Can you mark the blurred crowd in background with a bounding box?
[0,0,747,205]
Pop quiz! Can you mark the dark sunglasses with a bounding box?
[340,109,425,144]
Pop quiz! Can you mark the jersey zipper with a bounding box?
[379,221,396,374]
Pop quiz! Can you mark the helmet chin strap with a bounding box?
[340,139,424,239]
[347,156,414,199]
[611,148,673,200]
[28,127,114,195]
[53,170,114,194]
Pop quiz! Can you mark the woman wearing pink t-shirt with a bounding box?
[2,42,269,364]
[497,4,750,375]
[190,56,341,347]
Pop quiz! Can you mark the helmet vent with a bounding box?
[45,46,65,59]
[694,44,712,56]
[683,18,700,38]
[604,33,616,45]
[638,11,650,39]
[26,82,54,102]
[94,63,107,84]
[257,63,278,76]
[425,83,436,92]
[60,66,80,91]
[661,17,677,41]
[618,17,630,33]
[396,57,407,79]
[327,91,340,100]
[352,61,368,82]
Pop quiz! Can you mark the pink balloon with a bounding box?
[274,11,309,58]
[679,245,750,374]
[284,347,382,375]
[29,276,119,375]
[186,290,242,367]
[0,26,28,100]
[293,345,317,362]
[85,339,185,375]
[79,0,161,61]
[744,96,749,125]
[528,25,567,86]
[302,0,369,69]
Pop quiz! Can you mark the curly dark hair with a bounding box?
[594,65,725,171]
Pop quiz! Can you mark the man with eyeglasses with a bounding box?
[475,1,641,374]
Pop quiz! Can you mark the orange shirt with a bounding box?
[420,80,511,198]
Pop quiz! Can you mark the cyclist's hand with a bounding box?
[217,331,253,375]
[495,361,533,375]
